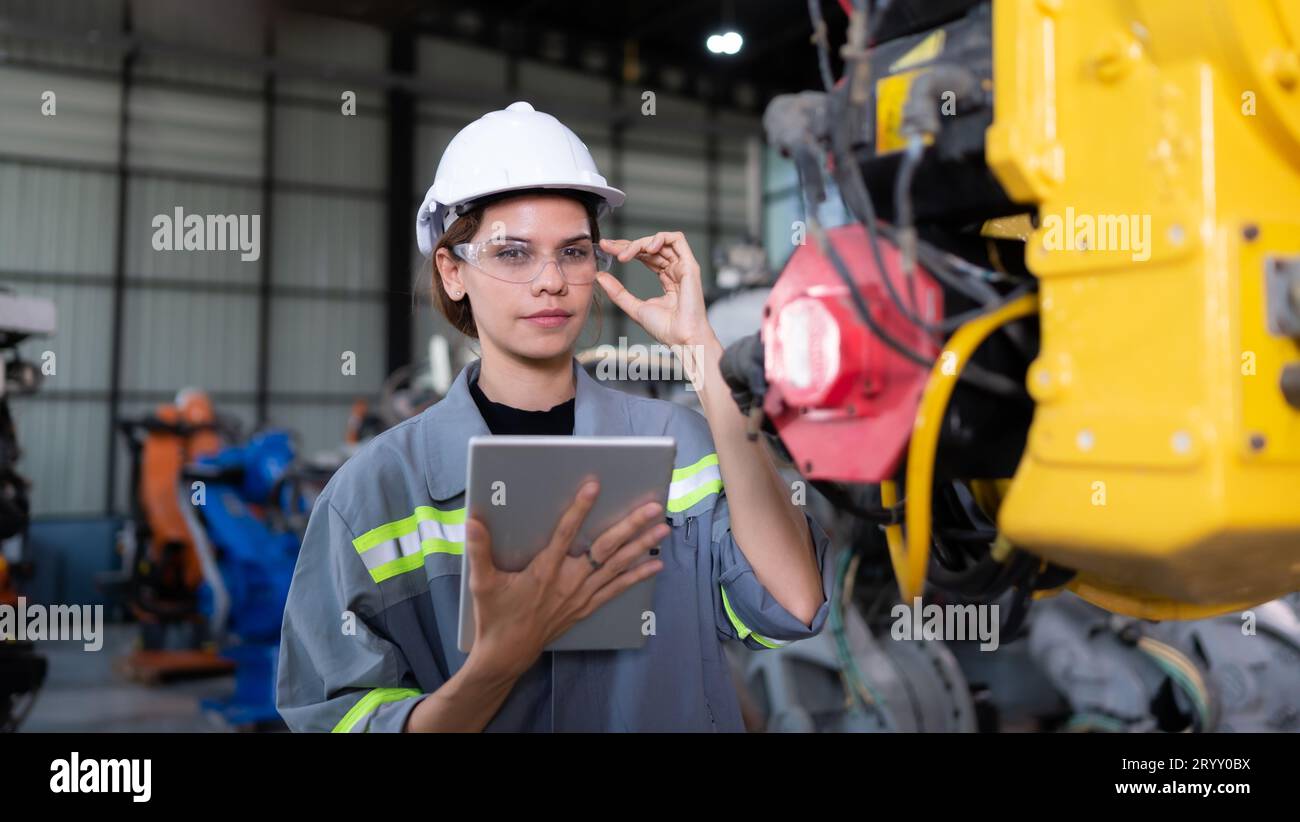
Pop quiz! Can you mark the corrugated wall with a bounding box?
[1,0,125,516]
[0,0,764,518]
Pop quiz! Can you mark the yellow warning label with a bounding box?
[889,29,946,73]
[875,70,934,155]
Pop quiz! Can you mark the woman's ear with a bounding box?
[433,247,465,300]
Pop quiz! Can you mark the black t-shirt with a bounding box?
[469,375,575,436]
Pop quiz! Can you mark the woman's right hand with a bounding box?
[463,480,667,680]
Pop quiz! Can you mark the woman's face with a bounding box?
[439,194,596,365]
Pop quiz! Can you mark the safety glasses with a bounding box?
[451,239,613,285]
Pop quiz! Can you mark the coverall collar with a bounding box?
[423,355,633,501]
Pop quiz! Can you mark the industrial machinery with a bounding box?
[117,388,337,725]
[719,0,1300,730]
[0,291,55,732]
[114,391,238,681]
[183,430,310,727]
[1027,593,1300,732]
[730,0,1300,618]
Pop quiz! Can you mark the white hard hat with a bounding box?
[415,101,626,256]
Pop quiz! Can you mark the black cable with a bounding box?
[832,121,990,337]
[811,479,904,525]
[826,60,1025,341]
[1033,563,1077,591]
[933,526,1000,543]
[999,569,1037,641]
[826,100,938,335]
[825,84,940,334]
[913,240,1004,304]
[806,0,836,93]
[808,216,938,366]
[819,109,1034,397]
[813,208,1030,398]
[782,19,1033,399]
[893,137,924,314]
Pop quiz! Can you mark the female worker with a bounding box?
[276,101,830,732]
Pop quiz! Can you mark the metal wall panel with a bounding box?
[9,397,110,516]
[120,288,260,393]
[125,177,264,284]
[0,4,764,517]
[0,0,124,72]
[717,129,752,234]
[267,295,385,395]
[272,104,386,190]
[417,37,508,94]
[265,399,357,463]
[620,149,710,225]
[271,192,385,291]
[276,12,388,104]
[127,85,263,180]
[516,59,612,140]
[131,0,263,52]
[0,66,122,164]
[12,278,114,391]
[0,163,118,274]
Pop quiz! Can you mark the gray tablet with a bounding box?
[456,435,676,653]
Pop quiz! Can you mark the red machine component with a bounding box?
[761,224,943,483]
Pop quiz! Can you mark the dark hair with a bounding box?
[432,188,604,339]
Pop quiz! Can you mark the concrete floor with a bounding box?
[21,623,244,733]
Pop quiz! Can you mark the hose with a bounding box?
[897,293,1039,601]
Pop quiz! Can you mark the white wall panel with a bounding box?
[0,66,121,164]
[277,12,387,104]
[133,0,264,97]
[265,399,357,462]
[127,86,263,180]
[417,38,507,95]
[620,149,709,225]
[120,289,260,393]
[125,177,263,284]
[268,296,385,395]
[0,3,765,520]
[9,397,109,516]
[13,279,114,391]
[273,105,385,189]
[0,0,124,72]
[271,192,384,291]
[0,163,117,274]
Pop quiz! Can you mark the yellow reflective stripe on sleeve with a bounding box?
[667,453,723,513]
[672,452,719,482]
[353,505,466,553]
[353,507,466,583]
[719,584,788,648]
[369,538,464,584]
[331,687,423,733]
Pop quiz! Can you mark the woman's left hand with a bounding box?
[596,232,718,350]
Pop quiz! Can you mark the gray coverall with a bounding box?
[276,357,832,731]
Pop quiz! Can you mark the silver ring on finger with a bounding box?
[585,547,603,571]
